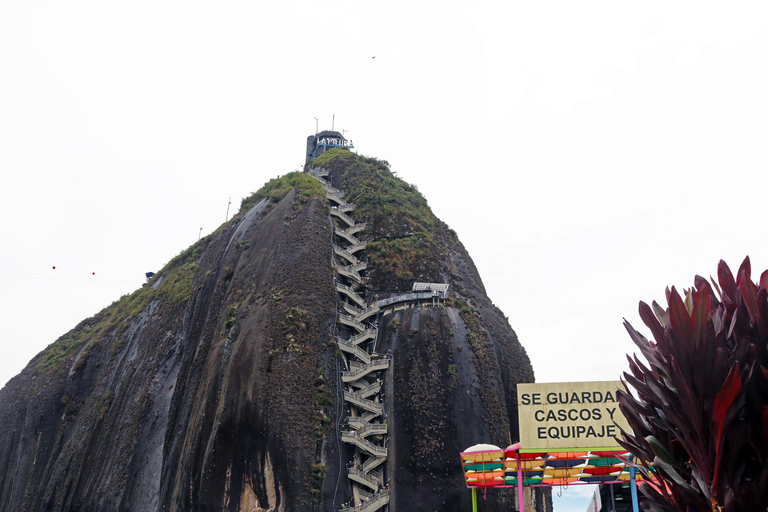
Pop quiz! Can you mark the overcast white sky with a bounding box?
[2,2,767,510]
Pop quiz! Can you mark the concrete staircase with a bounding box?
[310,168,391,512]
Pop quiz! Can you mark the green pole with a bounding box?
[472,487,477,512]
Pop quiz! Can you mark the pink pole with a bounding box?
[516,449,524,512]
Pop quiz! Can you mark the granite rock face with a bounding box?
[0,149,549,512]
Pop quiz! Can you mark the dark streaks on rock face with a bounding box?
[0,151,550,512]
[0,175,338,512]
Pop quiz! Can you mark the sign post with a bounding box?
[516,449,524,512]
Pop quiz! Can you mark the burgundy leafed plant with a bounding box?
[618,257,768,512]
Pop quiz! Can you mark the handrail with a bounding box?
[334,245,359,265]
[336,283,366,308]
[338,314,365,332]
[341,432,387,456]
[343,490,390,511]
[346,416,367,428]
[362,454,386,473]
[335,227,362,246]
[343,391,384,414]
[346,415,386,431]
[347,467,379,489]
[342,356,391,381]
[349,381,382,398]
[337,339,371,364]
[357,423,387,438]
[348,261,367,272]
[342,302,364,315]
[326,190,347,204]
[345,222,367,235]
[330,208,355,226]
[349,329,377,345]
[376,291,437,307]
[337,266,362,283]
[354,304,380,323]
[358,488,374,500]
[322,182,344,195]
[345,241,368,254]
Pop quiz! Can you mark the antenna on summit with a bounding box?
[332,114,335,131]
[314,117,318,135]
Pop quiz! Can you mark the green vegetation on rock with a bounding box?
[309,146,353,168]
[311,149,452,291]
[239,172,324,214]
[35,234,209,373]
[450,297,511,441]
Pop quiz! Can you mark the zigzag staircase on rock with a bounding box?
[309,167,391,512]
[308,165,450,512]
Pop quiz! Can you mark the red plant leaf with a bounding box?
[710,275,723,301]
[738,256,752,282]
[763,405,768,453]
[668,286,694,342]
[755,287,768,341]
[710,364,742,499]
[718,260,738,303]
[626,354,645,381]
[653,300,670,328]
[639,301,666,346]
[737,263,759,325]
[691,283,712,349]
[760,269,768,292]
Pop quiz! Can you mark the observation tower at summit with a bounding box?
[305,129,354,164]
